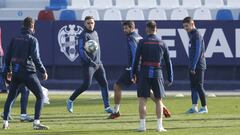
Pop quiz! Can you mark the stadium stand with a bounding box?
[103,8,122,20]
[60,10,77,20]
[93,0,113,9]
[115,0,135,9]
[126,8,145,20]
[68,0,91,9]
[137,0,157,9]
[46,0,68,10]
[160,0,180,9]
[182,0,202,8]
[170,8,189,20]
[0,8,40,20]
[226,0,240,8]
[5,0,49,9]
[148,8,167,20]
[193,8,212,20]
[204,0,224,8]
[38,10,55,21]
[216,9,234,20]
[81,9,100,20]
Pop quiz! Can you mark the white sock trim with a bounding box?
[114,104,120,113]
[34,120,40,125]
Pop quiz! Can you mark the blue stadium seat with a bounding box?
[216,9,234,20]
[46,0,68,10]
[60,10,76,20]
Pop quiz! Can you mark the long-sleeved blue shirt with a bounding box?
[3,28,46,74]
[126,31,142,68]
[132,34,173,82]
[188,29,206,71]
[79,28,102,67]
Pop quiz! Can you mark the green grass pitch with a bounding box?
[0,93,240,135]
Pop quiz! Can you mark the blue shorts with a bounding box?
[137,75,165,98]
[116,69,133,88]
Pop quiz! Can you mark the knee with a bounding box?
[81,81,91,90]
[114,83,121,91]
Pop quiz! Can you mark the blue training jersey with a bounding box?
[132,34,173,82]
[188,29,206,71]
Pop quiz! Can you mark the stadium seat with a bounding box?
[137,0,157,8]
[216,9,234,20]
[226,0,240,8]
[46,0,68,10]
[126,8,144,20]
[182,0,202,8]
[0,8,40,20]
[148,8,167,20]
[103,8,122,20]
[115,0,135,9]
[38,10,55,21]
[93,0,112,9]
[204,0,224,8]
[68,0,91,9]
[81,9,100,20]
[193,8,212,20]
[5,0,49,8]
[160,0,180,8]
[60,10,76,20]
[170,8,189,20]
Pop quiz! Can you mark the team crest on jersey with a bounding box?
[58,24,83,62]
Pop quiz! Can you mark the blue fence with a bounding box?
[0,21,240,89]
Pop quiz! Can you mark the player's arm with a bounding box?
[78,34,97,67]
[163,42,173,84]
[3,39,13,73]
[129,37,137,68]
[30,38,47,75]
[131,40,142,80]
[191,35,202,72]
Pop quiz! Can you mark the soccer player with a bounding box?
[131,21,173,132]
[66,16,112,113]
[2,17,49,130]
[182,17,208,114]
[109,21,171,119]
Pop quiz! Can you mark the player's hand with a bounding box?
[131,75,137,84]
[190,70,196,75]
[42,73,48,80]
[7,72,12,81]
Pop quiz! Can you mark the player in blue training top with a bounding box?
[182,17,208,114]
[108,21,171,119]
[132,21,173,132]
[66,16,112,114]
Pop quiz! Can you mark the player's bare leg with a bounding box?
[108,83,121,119]
[155,98,167,132]
[150,90,171,118]
[137,97,147,132]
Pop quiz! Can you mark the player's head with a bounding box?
[23,17,35,32]
[146,20,157,35]
[182,17,195,32]
[84,16,95,31]
[122,21,135,35]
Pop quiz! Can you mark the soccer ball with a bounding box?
[84,40,99,53]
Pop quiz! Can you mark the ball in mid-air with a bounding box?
[84,40,99,53]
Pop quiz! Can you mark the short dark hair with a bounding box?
[23,17,35,28]
[182,17,193,24]
[146,20,157,31]
[84,16,94,21]
[122,21,135,29]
